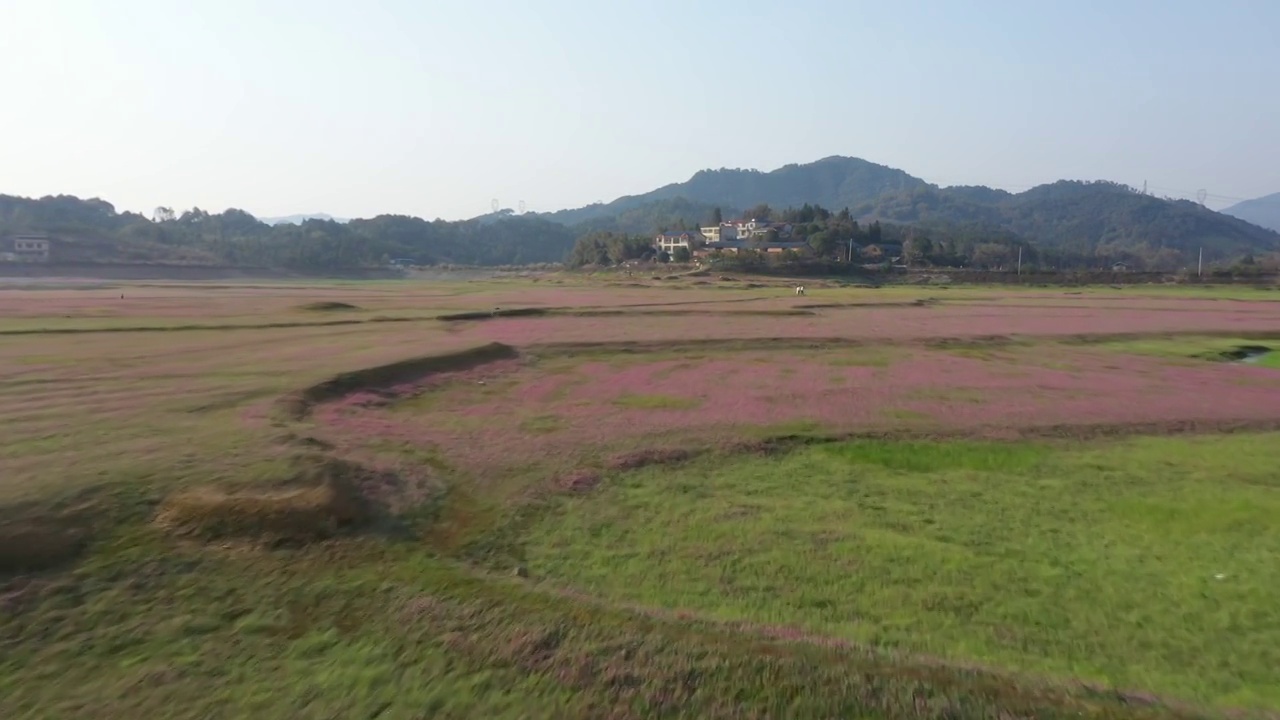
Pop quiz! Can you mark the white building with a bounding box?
[10,235,50,262]
[699,223,739,243]
[654,231,702,256]
[732,219,794,240]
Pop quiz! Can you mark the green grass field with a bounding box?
[525,435,1280,709]
[2,277,1279,719]
[1097,335,1277,362]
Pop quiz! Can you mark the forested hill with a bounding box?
[544,156,927,227]
[0,195,574,270]
[4,157,1278,271]
[854,181,1280,263]
[542,157,1280,265]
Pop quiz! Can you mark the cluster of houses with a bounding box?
[655,219,903,262]
[655,218,809,258]
[0,234,51,263]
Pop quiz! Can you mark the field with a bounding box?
[2,275,1279,719]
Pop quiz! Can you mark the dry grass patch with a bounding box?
[154,460,372,545]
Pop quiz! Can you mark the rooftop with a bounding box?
[705,240,809,250]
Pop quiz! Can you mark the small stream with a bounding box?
[1225,345,1272,364]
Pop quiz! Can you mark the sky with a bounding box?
[1,0,1277,220]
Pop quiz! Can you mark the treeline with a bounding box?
[566,194,1280,272]
[855,180,1280,268]
[7,179,1280,274]
[564,201,1040,270]
[0,196,576,270]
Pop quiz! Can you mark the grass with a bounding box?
[1253,351,1280,368]
[4,278,1280,718]
[824,346,901,367]
[523,435,1280,710]
[1098,335,1280,364]
[612,393,702,410]
[518,413,567,434]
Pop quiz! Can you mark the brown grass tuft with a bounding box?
[605,448,698,471]
[557,469,603,493]
[154,461,372,545]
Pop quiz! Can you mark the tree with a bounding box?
[709,207,723,226]
[868,221,883,246]
[744,203,773,221]
[672,246,692,263]
[970,243,1010,269]
[808,229,839,259]
[152,206,176,223]
[903,233,934,266]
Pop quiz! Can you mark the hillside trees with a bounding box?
[566,231,654,267]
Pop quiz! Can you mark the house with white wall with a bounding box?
[654,231,702,256]
[8,234,51,262]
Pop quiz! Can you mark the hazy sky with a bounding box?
[2,0,1276,219]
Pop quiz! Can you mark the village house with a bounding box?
[693,239,811,258]
[860,243,903,262]
[662,219,802,259]
[728,218,794,242]
[654,230,703,256]
[7,234,51,262]
[698,222,739,243]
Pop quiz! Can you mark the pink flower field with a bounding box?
[446,300,1280,346]
[286,286,1280,475]
[312,342,1280,474]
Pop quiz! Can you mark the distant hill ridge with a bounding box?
[543,156,1280,263]
[260,213,348,226]
[1222,193,1280,233]
[3,157,1278,271]
[544,156,927,227]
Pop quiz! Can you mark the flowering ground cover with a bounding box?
[4,277,1280,719]
[441,300,1280,346]
[313,343,1280,479]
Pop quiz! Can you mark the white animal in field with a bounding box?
[794,285,806,296]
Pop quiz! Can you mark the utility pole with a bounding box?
[848,237,854,264]
[1017,246,1023,275]
[1198,247,1203,278]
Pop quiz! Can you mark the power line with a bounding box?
[1146,185,1249,203]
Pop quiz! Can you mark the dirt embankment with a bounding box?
[0,262,404,281]
[901,269,1280,286]
[278,342,520,420]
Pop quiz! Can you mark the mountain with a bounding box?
[5,159,1278,271]
[0,196,573,271]
[260,213,348,226]
[545,157,1280,265]
[855,181,1280,261]
[544,156,927,227]
[1222,193,1280,233]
